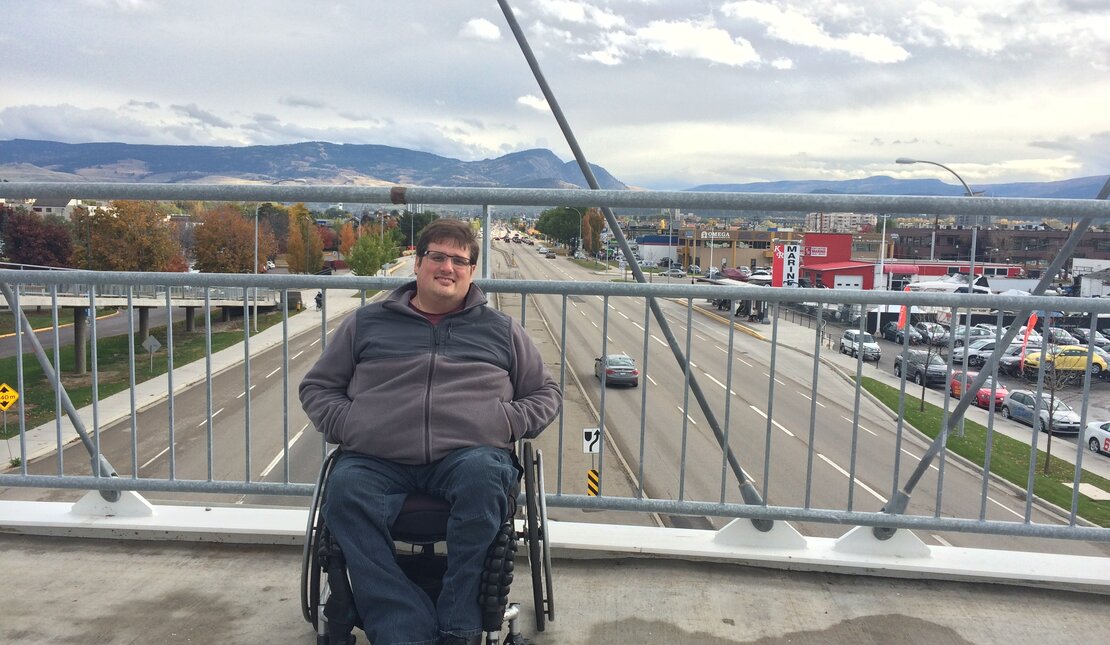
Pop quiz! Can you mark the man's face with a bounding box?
[414,240,476,311]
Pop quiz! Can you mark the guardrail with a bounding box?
[2,182,1110,556]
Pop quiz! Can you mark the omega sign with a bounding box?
[699,231,731,239]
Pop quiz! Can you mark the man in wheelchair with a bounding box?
[300,220,562,645]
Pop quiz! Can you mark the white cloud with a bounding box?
[459,18,501,41]
[634,19,760,67]
[538,1,627,30]
[722,1,909,63]
[516,95,549,112]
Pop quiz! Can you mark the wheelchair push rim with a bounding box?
[301,447,341,627]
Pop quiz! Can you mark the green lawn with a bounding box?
[861,376,1110,527]
[1,308,118,336]
[1,310,287,439]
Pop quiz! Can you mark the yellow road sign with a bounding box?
[0,383,19,412]
[587,469,599,497]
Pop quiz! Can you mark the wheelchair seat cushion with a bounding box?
[392,493,452,543]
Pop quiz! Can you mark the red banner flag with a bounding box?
[1020,311,1038,361]
[896,286,911,329]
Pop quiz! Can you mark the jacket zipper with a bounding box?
[423,323,440,464]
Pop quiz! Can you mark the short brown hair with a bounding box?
[415,219,479,264]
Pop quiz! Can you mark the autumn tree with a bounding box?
[580,207,605,255]
[0,210,73,268]
[338,222,357,259]
[258,203,289,254]
[192,205,277,273]
[395,210,439,249]
[70,201,183,271]
[318,225,339,252]
[285,203,324,274]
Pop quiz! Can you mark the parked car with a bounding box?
[661,268,687,278]
[893,349,947,387]
[688,264,702,275]
[950,338,1003,368]
[949,325,995,347]
[1066,327,1110,350]
[914,322,950,346]
[950,370,1007,409]
[880,321,923,345]
[594,354,639,387]
[1000,390,1082,434]
[839,329,881,362]
[1082,421,1110,455]
[1006,325,1042,344]
[1023,344,1107,376]
[1044,326,1080,346]
[998,343,1041,375]
[705,267,720,279]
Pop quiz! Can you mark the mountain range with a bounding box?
[0,139,626,190]
[0,139,1105,200]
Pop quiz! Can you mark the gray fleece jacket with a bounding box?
[298,282,562,464]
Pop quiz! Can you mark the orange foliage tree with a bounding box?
[193,205,277,273]
[285,203,323,274]
[70,201,183,271]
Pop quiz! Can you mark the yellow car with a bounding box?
[1023,345,1107,376]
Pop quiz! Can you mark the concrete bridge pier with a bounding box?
[73,307,87,375]
[184,307,196,332]
[137,308,150,342]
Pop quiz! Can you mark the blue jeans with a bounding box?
[323,446,516,645]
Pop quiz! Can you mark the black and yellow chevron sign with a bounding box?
[587,469,599,496]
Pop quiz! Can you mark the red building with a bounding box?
[797,233,876,290]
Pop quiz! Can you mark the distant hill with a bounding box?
[0,139,628,190]
[687,174,1109,200]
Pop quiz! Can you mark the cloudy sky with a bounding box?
[4,0,1109,189]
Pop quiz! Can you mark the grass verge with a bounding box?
[861,376,1110,527]
[1,308,118,336]
[1,310,287,439]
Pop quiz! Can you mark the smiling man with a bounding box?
[299,219,562,645]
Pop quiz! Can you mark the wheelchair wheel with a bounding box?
[522,443,553,631]
[536,448,555,624]
[302,448,341,628]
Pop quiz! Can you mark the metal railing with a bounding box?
[3,183,1110,549]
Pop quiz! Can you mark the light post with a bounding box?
[896,157,977,295]
[878,214,888,290]
[252,204,259,333]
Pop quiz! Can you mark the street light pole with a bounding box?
[878,214,888,290]
[896,157,977,297]
[252,204,259,333]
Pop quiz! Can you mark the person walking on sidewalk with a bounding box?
[314,290,323,311]
[299,219,562,645]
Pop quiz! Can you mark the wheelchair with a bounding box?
[301,442,554,645]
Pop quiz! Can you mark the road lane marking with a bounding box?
[591,321,598,328]
[988,495,1026,519]
[817,453,888,503]
[651,334,668,347]
[235,385,256,399]
[196,407,224,428]
[260,428,306,478]
[748,406,794,437]
[735,357,752,367]
[633,322,645,331]
[265,367,281,379]
[619,311,629,320]
[310,338,321,347]
[647,375,658,386]
[701,371,736,396]
[841,416,878,436]
[901,448,939,472]
[763,373,786,385]
[140,446,170,470]
[291,350,304,361]
[797,393,825,408]
[932,534,953,547]
[676,406,697,424]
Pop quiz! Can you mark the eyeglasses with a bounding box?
[421,251,475,268]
